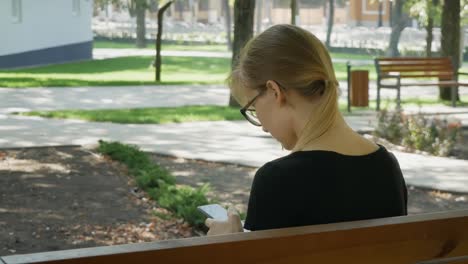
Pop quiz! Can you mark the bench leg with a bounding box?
[451,86,456,107]
[396,87,401,110]
[376,86,381,111]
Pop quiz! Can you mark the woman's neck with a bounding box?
[298,114,379,155]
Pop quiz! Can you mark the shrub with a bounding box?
[97,140,211,227]
[154,183,210,227]
[374,109,462,156]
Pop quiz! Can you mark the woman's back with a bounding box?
[244,145,408,231]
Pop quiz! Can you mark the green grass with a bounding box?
[21,96,468,125]
[97,140,210,227]
[0,56,230,87]
[1,53,466,88]
[22,105,243,124]
[94,40,228,52]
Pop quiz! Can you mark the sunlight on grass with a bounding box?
[22,105,244,124]
[21,96,468,124]
[1,52,465,88]
[0,56,231,87]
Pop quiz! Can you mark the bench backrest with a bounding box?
[2,210,468,264]
[375,57,455,80]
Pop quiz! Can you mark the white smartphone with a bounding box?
[197,204,228,221]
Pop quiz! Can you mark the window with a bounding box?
[11,0,22,23]
[72,0,80,16]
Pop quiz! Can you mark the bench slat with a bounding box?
[380,66,453,72]
[374,56,462,109]
[2,210,468,264]
[377,57,452,63]
[381,73,454,79]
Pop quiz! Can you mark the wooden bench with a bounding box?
[2,209,468,264]
[375,57,468,110]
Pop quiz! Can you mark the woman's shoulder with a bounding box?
[264,144,397,169]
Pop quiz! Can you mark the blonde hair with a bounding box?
[227,24,341,152]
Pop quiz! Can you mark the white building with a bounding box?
[0,0,93,69]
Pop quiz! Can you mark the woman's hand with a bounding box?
[205,206,244,236]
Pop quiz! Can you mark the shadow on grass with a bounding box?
[0,57,230,75]
[0,77,220,88]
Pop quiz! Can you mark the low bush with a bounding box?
[97,140,210,227]
[374,109,462,156]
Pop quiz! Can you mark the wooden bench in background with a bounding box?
[375,57,468,110]
[2,209,468,264]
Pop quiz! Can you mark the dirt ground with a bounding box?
[1,138,468,257]
[0,147,194,257]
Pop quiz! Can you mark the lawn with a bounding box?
[0,56,230,87]
[0,55,368,88]
[1,53,465,88]
[20,96,468,125]
[21,105,244,124]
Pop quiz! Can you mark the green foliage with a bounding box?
[97,140,151,171]
[374,109,462,156]
[405,0,442,27]
[462,0,468,25]
[154,183,210,227]
[374,108,406,141]
[23,105,244,124]
[97,140,211,227]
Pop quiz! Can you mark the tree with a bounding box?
[387,0,409,56]
[378,0,383,27]
[229,0,256,107]
[95,0,156,48]
[129,0,149,48]
[223,0,233,50]
[325,0,334,48]
[291,0,298,25]
[439,0,461,101]
[406,0,441,57]
[155,1,173,81]
[256,0,263,33]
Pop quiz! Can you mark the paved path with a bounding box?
[1,115,467,193]
[1,85,468,193]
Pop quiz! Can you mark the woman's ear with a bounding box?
[266,80,287,105]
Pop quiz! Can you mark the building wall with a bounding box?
[349,0,391,26]
[0,0,93,69]
[272,7,348,25]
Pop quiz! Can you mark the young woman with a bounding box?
[205,24,407,235]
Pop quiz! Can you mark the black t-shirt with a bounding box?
[244,145,408,231]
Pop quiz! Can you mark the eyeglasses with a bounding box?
[240,89,266,126]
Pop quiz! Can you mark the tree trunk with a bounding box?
[155,1,173,82]
[291,0,297,25]
[136,0,146,48]
[439,0,460,101]
[425,17,433,57]
[378,0,383,27]
[425,0,438,57]
[256,0,263,33]
[223,0,232,50]
[386,0,406,57]
[325,0,334,49]
[265,0,272,25]
[229,0,256,107]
